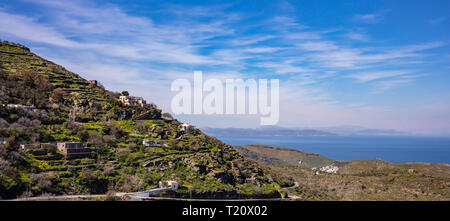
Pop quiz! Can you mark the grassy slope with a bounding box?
[0,41,162,123]
[236,144,450,201]
[0,41,110,103]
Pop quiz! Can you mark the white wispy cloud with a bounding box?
[1,1,447,133]
[346,31,370,41]
[353,13,381,24]
[297,41,338,51]
[429,16,447,25]
[0,11,80,47]
[347,70,416,83]
[372,79,413,93]
[227,35,275,46]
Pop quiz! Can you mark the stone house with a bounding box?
[119,95,147,107]
[57,142,90,157]
[20,143,40,149]
[89,80,98,86]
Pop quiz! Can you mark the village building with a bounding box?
[20,143,40,149]
[178,123,195,134]
[89,80,98,86]
[318,165,339,174]
[119,95,147,107]
[17,142,58,150]
[6,104,35,112]
[143,139,160,147]
[159,180,178,191]
[57,142,91,157]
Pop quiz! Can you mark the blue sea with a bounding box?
[214,135,450,164]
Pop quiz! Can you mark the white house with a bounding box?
[178,123,195,134]
[159,180,178,191]
[143,139,160,147]
[6,104,35,112]
[20,143,40,149]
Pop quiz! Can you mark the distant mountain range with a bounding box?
[201,125,409,136]
[202,126,336,136]
[312,126,409,136]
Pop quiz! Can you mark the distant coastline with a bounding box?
[201,125,409,137]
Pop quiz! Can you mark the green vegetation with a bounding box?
[0,41,161,124]
[0,119,282,199]
[0,41,282,200]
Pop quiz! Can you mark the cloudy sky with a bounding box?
[1,0,449,135]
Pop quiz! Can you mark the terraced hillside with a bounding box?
[0,41,160,123]
[0,41,288,200]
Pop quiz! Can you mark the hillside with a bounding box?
[236,144,450,200]
[0,41,161,124]
[0,41,289,200]
[235,144,334,168]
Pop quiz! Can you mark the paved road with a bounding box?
[5,182,301,201]
[283,182,300,200]
[5,187,172,201]
[7,194,109,201]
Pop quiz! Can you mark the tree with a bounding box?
[5,135,18,151]
[88,131,105,158]
[109,125,126,139]
[77,129,90,142]
[51,88,65,103]
[136,121,149,133]
[121,91,129,96]
[20,70,49,91]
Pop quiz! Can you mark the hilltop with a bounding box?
[0,41,290,200]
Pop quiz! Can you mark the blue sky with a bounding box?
[0,0,449,135]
